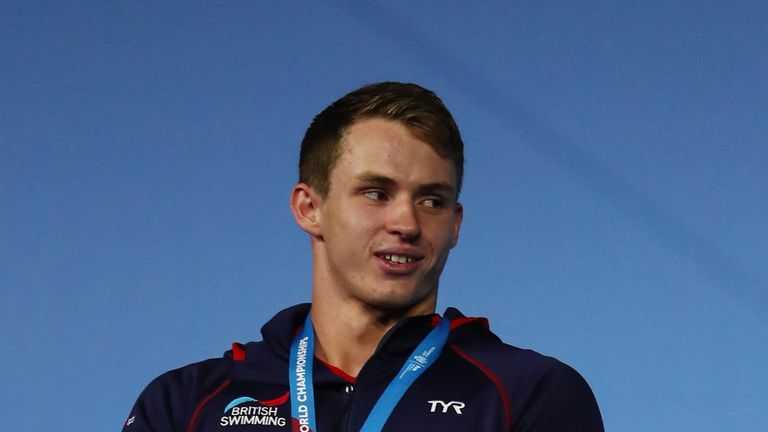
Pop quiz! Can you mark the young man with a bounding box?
[122,82,603,431]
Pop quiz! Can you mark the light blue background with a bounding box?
[2,2,766,431]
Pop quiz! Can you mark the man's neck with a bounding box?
[309,296,435,378]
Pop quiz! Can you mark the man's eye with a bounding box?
[363,190,386,201]
[422,197,445,208]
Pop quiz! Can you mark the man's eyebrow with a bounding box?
[353,173,397,187]
[415,182,456,197]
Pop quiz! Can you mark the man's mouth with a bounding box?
[382,253,415,264]
[374,252,423,275]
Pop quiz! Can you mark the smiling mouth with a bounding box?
[377,253,420,264]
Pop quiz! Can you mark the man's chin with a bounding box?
[361,288,437,316]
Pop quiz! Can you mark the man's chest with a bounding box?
[187,367,506,432]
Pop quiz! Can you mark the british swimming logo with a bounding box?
[220,393,289,427]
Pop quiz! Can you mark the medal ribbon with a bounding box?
[289,314,317,432]
[289,312,451,432]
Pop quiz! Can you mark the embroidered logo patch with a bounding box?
[428,400,466,414]
[220,392,289,427]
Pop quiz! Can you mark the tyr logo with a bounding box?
[427,400,465,414]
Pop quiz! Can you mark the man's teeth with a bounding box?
[384,254,413,264]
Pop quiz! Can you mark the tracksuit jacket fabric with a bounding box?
[123,304,603,431]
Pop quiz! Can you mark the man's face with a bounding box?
[314,117,463,312]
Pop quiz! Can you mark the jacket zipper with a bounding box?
[339,384,355,432]
[340,317,432,431]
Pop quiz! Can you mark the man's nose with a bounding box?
[386,199,420,241]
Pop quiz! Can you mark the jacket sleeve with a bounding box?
[513,361,604,432]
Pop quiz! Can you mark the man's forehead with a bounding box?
[327,117,457,190]
[339,118,438,159]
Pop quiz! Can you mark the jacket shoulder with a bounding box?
[452,340,604,431]
[122,356,234,432]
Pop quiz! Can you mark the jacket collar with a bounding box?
[237,303,497,384]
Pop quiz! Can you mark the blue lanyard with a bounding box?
[289,314,318,432]
[289,312,451,432]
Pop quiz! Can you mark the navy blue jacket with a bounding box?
[123,304,603,431]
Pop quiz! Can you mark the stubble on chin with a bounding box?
[357,281,439,318]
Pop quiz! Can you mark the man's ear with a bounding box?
[290,183,324,239]
[450,202,463,248]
